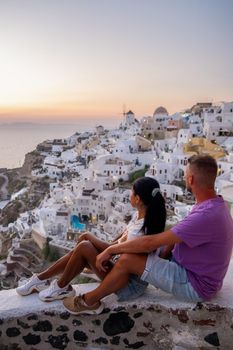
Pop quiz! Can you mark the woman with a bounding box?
[16,177,166,302]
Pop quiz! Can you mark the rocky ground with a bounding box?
[0,150,52,227]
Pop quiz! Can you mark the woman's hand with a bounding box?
[77,233,110,251]
[96,247,113,272]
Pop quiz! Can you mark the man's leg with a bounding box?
[84,253,147,306]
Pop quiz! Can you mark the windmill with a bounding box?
[117,104,127,127]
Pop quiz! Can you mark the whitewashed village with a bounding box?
[0,101,233,289]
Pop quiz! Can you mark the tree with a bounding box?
[48,247,60,262]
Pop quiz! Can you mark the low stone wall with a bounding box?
[31,230,47,250]
[1,262,233,349]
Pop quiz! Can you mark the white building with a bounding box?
[146,148,188,184]
[95,125,105,136]
[90,155,134,181]
[160,184,183,201]
[112,139,138,155]
[153,106,171,131]
[216,153,233,192]
[220,185,233,219]
[124,110,137,126]
[177,129,192,145]
[140,116,155,137]
[174,202,194,220]
[203,102,233,141]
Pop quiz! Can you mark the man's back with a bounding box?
[172,196,233,300]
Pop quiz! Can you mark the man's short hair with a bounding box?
[188,154,218,187]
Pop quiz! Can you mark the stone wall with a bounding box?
[1,262,233,349]
[1,300,231,349]
[0,286,233,349]
[31,230,47,250]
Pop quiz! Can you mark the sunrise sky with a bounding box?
[0,0,232,122]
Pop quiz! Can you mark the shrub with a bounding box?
[128,169,147,183]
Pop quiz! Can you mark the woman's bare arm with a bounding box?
[77,229,128,252]
[77,232,111,251]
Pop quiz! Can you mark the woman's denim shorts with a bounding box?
[140,251,203,302]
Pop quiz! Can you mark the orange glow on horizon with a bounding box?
[0,98,208,122]
[0,94,203,122]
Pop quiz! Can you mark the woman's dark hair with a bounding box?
[133,177,166,235]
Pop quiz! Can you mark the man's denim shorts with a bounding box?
[140,251,203,302]
[116,274,148,302]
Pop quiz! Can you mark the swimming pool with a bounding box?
[70,215,86,231]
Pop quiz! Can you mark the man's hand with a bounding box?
[96,247,113,272]
[159,244,174,259]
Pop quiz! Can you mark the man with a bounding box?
[63,155,233,315]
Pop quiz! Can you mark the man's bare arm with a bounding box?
[109,230,181,254]
[96,230,182,271]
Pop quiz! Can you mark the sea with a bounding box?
[0,119,119,169]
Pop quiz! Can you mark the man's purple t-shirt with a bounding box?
[171,196,233,300]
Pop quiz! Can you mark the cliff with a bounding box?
[0,151,51,227]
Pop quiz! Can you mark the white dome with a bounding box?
[153,106,168,116]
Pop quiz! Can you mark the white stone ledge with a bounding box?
[1,260,233,319]
[0,261,233,349]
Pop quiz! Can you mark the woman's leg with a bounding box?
[37,238,107,282]
[57,240,109,288]
[38,249,74,280]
